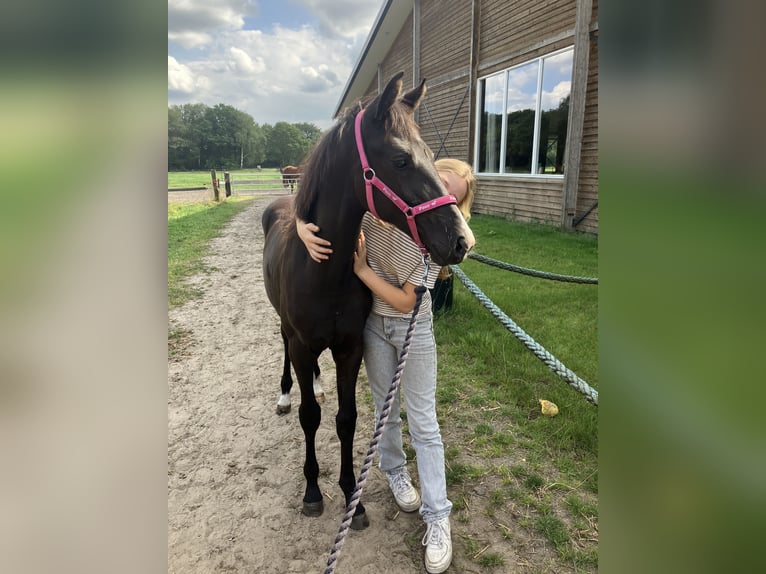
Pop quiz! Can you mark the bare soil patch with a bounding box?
[168,188,215,203]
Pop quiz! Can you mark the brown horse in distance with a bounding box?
[280,165,301,192]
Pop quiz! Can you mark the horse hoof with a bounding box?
[302,500,324,517]
[350,512,369,530]
[276,404,291,415]
[314,392,325,404]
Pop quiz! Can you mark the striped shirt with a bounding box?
[361,212,441,319]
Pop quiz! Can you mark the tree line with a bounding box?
[168,103,323,171]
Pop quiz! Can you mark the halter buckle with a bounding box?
[420,253,431,286]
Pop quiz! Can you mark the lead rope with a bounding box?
[323,255,431,574]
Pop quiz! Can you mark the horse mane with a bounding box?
[294,94,421,223]
[294,104,359,222]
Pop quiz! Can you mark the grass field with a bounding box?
[429,214,598,570]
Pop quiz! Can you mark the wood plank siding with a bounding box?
[574,18,598,234]
[418,0,473,162]
[348,0,597,234]
[373,13,415,99]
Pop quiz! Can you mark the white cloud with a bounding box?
[294,0,381,39]
[545,50,573,73]
[168,0,256,48]
[168,1,383,128]
[542,81,571,110]
[300,65,340,93]
[168,56,210,96]
[168,31,214,49]
[169,24,356,127]
[229,47,263,74]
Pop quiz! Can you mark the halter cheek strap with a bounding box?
[354,108,457,252]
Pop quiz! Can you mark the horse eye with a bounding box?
[393,156,409,169]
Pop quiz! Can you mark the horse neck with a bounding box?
[312,181,366,267]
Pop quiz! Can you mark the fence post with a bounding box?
[211,169,221,201]
[224,172,232,198]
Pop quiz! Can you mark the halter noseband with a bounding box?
[354,108,457,253]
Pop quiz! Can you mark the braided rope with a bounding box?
[467,252,598,284]
[451,265,598,406]
[323,284,427,574]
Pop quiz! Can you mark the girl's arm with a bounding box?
[353,231,417,313]
[296,218,333,263]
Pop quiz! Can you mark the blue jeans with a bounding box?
[363,313,452,522]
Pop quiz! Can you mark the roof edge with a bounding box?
[333,0,412,118]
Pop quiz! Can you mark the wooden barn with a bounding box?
[335,0,598,234]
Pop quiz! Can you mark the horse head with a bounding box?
[354,72,475,266]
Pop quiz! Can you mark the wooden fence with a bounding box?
[168,170,301,203]
[211,170,301,200]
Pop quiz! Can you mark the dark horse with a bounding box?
[280,165,301,192]
[261,72,474,529]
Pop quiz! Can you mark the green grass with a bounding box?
[431,213,598,569]
[168,197,253,308]
[436,214,597,451]
[535,510,570,547]
[168,171,215,188]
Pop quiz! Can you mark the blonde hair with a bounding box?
[434,158,476,222]
[433,158,476,279]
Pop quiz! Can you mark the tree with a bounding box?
[230,108,255,169]
[182,103,211,169]
[167,104,322,170]
[246,123,266,168]
[168,103,209,170]
[168,106,187,170]
[205,104,242,169]
[293,122,323,144]
[266,122,305,167]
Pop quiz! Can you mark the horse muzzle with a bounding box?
[425,215,475,266]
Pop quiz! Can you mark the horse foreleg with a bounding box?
[276,329,293,414]
[292,346,324,517]
[299,398,323,517]
[332,345,369,530]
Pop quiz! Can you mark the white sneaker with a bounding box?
[386,468,421,512]
[422,517,452,573]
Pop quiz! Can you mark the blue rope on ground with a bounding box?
[467,252,598,284]
[450,265,598,406]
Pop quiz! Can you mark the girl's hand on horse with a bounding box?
[353,231,369,275]
[296,218,333,263]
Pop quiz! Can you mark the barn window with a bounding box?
[475,47,573,176]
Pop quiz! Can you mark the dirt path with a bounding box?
[168,197,439,574]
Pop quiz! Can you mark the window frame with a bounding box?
[473,46,574,178]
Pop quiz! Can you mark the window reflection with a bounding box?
[538,51,573,174]
[478,73,504,173]
[504,61,538,174]
[476,48,573,176]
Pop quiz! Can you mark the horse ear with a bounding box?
[401,78,427,111]
[374,72,404,122]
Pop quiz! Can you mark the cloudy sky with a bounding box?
[168,0,383,130]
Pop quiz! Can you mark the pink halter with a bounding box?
[354,108,457,252]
